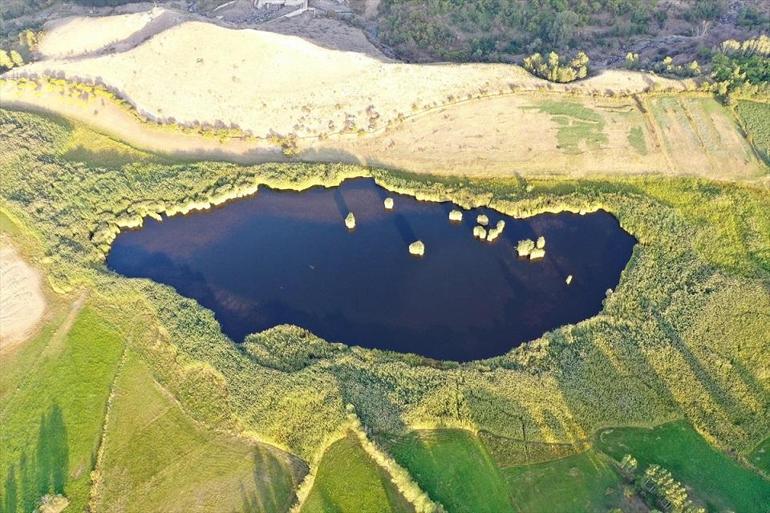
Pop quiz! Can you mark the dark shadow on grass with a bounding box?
[240,447,306,513]
[1,403,68,513]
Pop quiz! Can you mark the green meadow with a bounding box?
[301,433,413,513]
[380,430,513,513]
[596,421,770,513]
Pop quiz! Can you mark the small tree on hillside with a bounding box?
[0,49,13,70]
[10,50,24,67]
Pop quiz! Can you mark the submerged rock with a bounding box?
[516,238,535,257]
[476,214,489,226]
[384,197,394,210]
[345,212,356,230]
[536,236,546,249]
[473,225,487,239]
[409,240,425,256]
[449,209,463,222]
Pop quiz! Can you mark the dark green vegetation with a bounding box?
[712,36,770,98]
[380,430,512,513]
[597,421,770,512]
[374,0,769,65]
[751,437,770,475]
[533,100,608,152]
[1,108,769,511]
[301,433,413,513]
[737,100,770,164]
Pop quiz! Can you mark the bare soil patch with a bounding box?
[0,240,47,352]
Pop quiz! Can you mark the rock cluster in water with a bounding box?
[409,240,425,256]
[345,212,356,230]
[516,237,546,260]
[485,219,506,242]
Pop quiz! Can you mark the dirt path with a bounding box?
[43,289,88,357]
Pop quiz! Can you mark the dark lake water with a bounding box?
[107,179,635,361]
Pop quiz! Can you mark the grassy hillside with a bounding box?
[503,450,635,513]
[380,430,513,513]
[596,421,770,513]
[300,433,414,513]
[0,307,124,513]
[92,351,304,513]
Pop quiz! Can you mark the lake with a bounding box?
[106,179,635,361]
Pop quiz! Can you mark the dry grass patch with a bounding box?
[14,16,689,142]
[37,7,184,59]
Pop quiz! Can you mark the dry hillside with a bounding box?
[1,11,766,181]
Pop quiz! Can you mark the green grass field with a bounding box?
[503,450,638,513]
[93,351,303,513]
[534,100,608,153]
[60,124,161,168]
[736,100,770,165]
[596,421,770,513]
[750,436,770,476]
[627,126,648,155]
[300,433,414,513]
[380,429,513,513]
[0,307,124,513]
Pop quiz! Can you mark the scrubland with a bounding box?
[0,108,768,511]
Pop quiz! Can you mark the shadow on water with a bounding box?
[1,404,68,513]
[392,213,417,246]
[332,187,350,220]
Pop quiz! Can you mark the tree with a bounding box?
[523,50,590,83]
[19,30,38,51]
[9,50,23,67]
[0,50,13,71]
[625,52,640,69]
[546,10,579,47]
